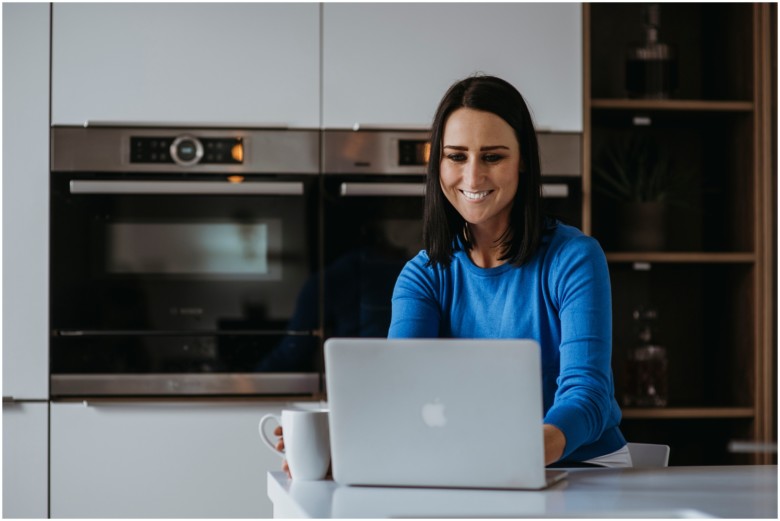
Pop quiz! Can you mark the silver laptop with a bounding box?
[324,338,567,490]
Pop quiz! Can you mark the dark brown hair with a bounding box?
[423,75,548,267]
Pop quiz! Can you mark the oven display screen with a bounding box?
[398,140,430,166]
[107,221,282,278]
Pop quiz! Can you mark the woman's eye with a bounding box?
[446,153,467,162]
[483,154,503,163]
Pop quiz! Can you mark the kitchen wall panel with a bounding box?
[3,403,49,518]
[51,3,320,127]
[2,2,50,400]
[322,3,582,130]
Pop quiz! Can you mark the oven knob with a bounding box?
[170,135,204,167]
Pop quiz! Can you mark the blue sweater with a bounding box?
[388,222,625,462]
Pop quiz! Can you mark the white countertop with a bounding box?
[267,465,778,518]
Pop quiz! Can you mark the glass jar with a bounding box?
[625,4,678,99]
[624,344,668,407]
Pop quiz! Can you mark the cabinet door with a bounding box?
[322,3,582,130]
[50,400,311,518]
[2,3,50,400]
[3,403,49,518]
[52,3,320,127]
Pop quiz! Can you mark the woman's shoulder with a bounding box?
[544,221,607,264]
[406,249,432,269]
[398,249,438,281]
[393,250,443,300]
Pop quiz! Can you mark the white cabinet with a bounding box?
[3,403,49,518]
[2,2,50,400]
[322,3,582,131]
[50,400,315,518]
[51,3,320,127]
[51,4,581,129]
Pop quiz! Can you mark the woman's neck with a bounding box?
[466,223,509,269]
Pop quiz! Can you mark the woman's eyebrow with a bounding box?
[442,145,510,151]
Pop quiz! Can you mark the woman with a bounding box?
[388,75,630,467]
[276,75,630,473]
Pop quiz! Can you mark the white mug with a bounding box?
[259,409,330,480]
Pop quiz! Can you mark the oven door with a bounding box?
[50,173,320,396]
[322,176,425,339]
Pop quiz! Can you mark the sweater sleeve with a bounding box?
[388,253,441,338]
[543,235,615,460]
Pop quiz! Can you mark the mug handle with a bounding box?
[258,414,285,458]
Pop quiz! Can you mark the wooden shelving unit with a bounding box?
[606,252,756,264]
[622,407,755,420]
[583,3,775,466]
[591,99,754,112]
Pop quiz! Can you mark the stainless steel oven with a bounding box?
[50,127,321,396]
[320,129,582,341]
[322,130,429,339]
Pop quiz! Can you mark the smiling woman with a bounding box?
[389,75,631,468]
[421,76,546,271]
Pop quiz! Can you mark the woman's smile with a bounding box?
[460,189,493,201]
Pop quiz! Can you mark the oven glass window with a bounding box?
[51,175,318,334]
[107,221,282,278]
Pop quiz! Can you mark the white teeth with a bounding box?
[461,190,490,200]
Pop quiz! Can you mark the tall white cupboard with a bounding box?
[2,3,51,517]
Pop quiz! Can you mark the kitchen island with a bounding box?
[267,465,777,518]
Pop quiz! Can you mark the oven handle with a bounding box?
[339,182,425,197]
[69,180,305,196]
[541,183,570,198]
[339,182,569,198]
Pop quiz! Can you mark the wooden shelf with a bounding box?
[605,252,756,264]
[622,407,755,419]
[591,99,754,112]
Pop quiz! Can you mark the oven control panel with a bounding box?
[130,135,244,166]
[398,139,430,166]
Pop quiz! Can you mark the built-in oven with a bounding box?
[50,127,321,396]
[322,130,429,339]
[320,129,582,340]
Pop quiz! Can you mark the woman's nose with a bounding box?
[462,159,484,187]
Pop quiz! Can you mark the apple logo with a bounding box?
[421,398,447,427]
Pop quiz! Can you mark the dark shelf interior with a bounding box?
[590,110,755,253]
[590,3,754,101]
[609,263,755,409]
[620,418,756,466]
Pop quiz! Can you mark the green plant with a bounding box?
[593,133,689,205]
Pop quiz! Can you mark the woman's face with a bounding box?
[439,108,521,234]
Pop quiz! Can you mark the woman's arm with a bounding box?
[544,235,616,460]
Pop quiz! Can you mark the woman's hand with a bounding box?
[543,424,566,465]
[274,425,332,480]
[273,425,292,478]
